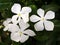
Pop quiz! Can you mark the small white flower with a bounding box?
[30,8,55,31]
[3,18,12,31]
[10,20,36,43]
[11,3,32,24]
[3,18,19,32]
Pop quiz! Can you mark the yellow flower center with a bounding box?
[41,17,45,21]
[19,32,23,36]
[18,13,21,16]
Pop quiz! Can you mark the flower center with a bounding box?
[19,31,23,36]
[40,17,45,21]
[18,13,21,16]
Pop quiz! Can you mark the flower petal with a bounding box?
[37,8,44,17]
[20,34,29,43]
[8,24,19,32]
[3,26,9,31]
[21,7,32,13]
[30,15,40,22]
[23,29,36,36]
[21,13,29,23]
[12,15,20,24]
[11,3,21,14]
[3,24,12,31]
[34,21,44,31]
[44,21,54,31]
[11,32,20,42]
[19,19,30,30]
[45,11,55,19]
[3,18,11,26]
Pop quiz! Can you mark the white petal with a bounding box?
[30,15,40,22]
[11,3,21,14]
[21,13,29,23]
[20,34,29,43]
[18,16,21,23]
[3,24,12,31]
[44,21,54,31]
[11,32,20,42]
[12,15,20,24]
[19,19,30,30]
[21,7,32,13]
[8,24,19,32]
[34,21,44,31]
[3,18,11,26]
[23,29,36,36]
[3,26,9,31]
[37,8,44,17]
[45,11,55,19]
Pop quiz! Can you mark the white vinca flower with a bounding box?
[11,3,32,24]
[3,18,12,31]
[30,8,55,31]
[10,20,36,43]
[3,18,19,32]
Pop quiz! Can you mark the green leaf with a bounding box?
[12,41,21,45]
[1,9,12,18]
[29,4,37,14]
[34,31,52,41]
[0,2,13,11]
[0,42,7,45]
[0,0,13,3]
[42,4,60,12]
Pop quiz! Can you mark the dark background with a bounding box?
[0,0,60,45]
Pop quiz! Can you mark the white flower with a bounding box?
[30,8,55,31]
[11,3,32,24]
[3,18,19,32]
[3,18,12,31]
[10,20,36,43]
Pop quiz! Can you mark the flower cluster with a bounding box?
[3,3,55,43]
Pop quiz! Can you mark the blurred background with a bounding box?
[0,0,60,45]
